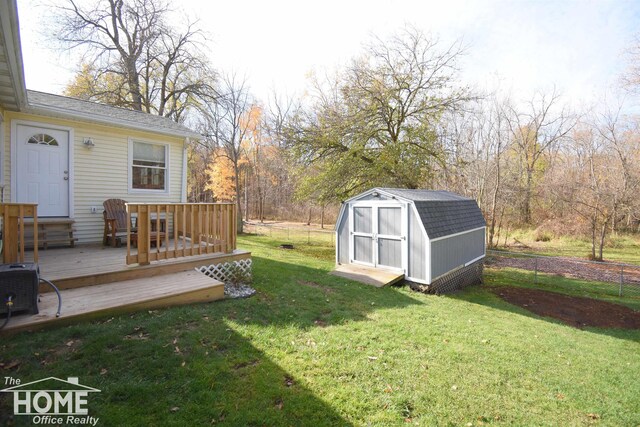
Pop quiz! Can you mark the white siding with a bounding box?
[5,112,185,243]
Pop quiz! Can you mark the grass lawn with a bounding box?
[1,234,639,426]
[501,229,640,265]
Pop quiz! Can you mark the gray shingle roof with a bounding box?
[378,188,486,239]
[26,90,200,138]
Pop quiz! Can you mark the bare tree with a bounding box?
[200,72,254,233]
[56,0,215,120]
[505,89,575,224]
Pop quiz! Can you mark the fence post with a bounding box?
[534,257,538,284]
[308,229,310,244]
[619,266,624,297]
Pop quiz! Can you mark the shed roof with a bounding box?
[374,188,486,239]
[26,91,201,139]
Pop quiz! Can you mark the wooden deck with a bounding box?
[330,264,405,288]
[21,242,250,291]
[0,243,251,334]
[1,270,224,334]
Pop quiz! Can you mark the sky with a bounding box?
[16,0,640,108]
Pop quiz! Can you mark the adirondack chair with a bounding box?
[103,199,136,247]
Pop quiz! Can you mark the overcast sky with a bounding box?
[16,0,640,108]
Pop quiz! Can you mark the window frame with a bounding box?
[128,138,170,194]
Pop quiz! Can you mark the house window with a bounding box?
[27,133,59,146]
[130,140,168,191]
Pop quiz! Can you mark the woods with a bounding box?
[53,0,640,257]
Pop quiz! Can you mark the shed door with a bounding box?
[349,203,405,271]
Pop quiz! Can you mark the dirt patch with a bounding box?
[490,286,640,329]
[297,280,334,294]
[233,359,260,370]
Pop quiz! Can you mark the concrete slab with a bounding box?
[330,264,404,288]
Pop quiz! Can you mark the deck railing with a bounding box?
[0,203,38,263]
[125,203,236,266]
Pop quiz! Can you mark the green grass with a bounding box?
[501,229,640,265]
[1,235,639,426]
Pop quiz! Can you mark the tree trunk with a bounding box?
[125,58,143,111]
[234,162,243,234]
[523,168,533,224]
[598,220,607,261]
[590,215,597,261]
[321,205,325,229]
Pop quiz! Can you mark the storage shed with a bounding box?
[335,188,486,293]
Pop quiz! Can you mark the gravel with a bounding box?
[224,283,256,299]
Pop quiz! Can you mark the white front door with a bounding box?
[350,203,406,271]
[16,124,70,217]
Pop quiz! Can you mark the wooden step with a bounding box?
[22,218,77,249]
[330,264,405,288]
[1,270,224,334]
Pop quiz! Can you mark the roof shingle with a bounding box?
[377,188,486,239]
[26,90,199,138]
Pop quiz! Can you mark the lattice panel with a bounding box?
[409,260,483,295]
[197,259,253,283]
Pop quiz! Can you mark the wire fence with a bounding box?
[486,250,640,299]
[241,225,640,300]
[243,222,336,246]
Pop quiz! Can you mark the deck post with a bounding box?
[1,203,38,264]
[138,205,150,266]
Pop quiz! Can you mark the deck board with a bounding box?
[20,243,250,291]
[2,270,224,333]
[330,264,405,288]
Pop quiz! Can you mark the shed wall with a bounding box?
[430,227,485,280]
[336,205,349,264]
[408,206,427,281]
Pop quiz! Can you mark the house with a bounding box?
[0,0,250,333]
[0,1,200,244]
[335,188,486,293]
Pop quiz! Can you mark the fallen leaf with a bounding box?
[367,356,378,361]
[275,399,283,410]
[66,340,74,347]
[100,368,108,375]
[451,385,458,391]
[170,407,179,413]
[586,413,600,420]
[1,360,21,370]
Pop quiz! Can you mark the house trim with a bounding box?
[181,138,188,202]
[127,137,171,195]
[429,226,486,242]
[0,0,28,110]
[0,114,4,188]
[10,119,75,218]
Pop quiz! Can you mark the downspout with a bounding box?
[181,137,189,203]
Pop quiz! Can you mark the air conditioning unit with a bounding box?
[0,263,39,315]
